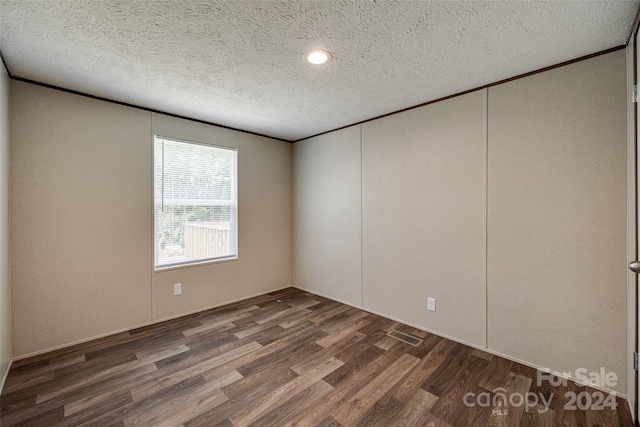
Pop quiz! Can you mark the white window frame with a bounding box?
[153,135,238,270]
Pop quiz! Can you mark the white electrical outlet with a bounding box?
[427,297,436,312]
[173,283,182,296]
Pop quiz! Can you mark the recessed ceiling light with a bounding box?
[304,49,331,65]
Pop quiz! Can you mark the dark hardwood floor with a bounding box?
[0,288,633,426]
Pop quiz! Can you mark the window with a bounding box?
[154,136,237,269]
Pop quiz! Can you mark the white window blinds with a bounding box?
[154,136,237,268]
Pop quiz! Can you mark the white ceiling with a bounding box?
[1,0,638,141]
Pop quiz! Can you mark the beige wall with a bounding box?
[292,50,628,393]
[10,84,292,357]
[293,126,362,306]
[0,63,11,385]
[362,90,487,348]
[487,50,627,392]
[237,132,292,300]
[11,82,153,357]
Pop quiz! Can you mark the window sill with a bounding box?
[154,256,238,273]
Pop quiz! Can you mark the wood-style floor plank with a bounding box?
[283,348,412,427]
[477,355,513,391]
[388,339,449,403]
[429,353,490,425]
[229,357,343,427]
[330,353,420,425]
[0,287,631,426]
[352,393,404,427]
[249,380,333,427]
[387,388,439,427]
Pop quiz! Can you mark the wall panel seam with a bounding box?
[150,112,155,322]
[360,124,364,308]
[483,87,489,349]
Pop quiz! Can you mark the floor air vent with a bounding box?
[387,330,423,347]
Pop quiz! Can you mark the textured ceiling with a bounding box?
[0,0,638,141]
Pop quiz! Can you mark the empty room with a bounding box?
[1,0,640,426]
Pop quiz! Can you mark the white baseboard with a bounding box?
[0,358,12,395]
[294,285,363,309]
